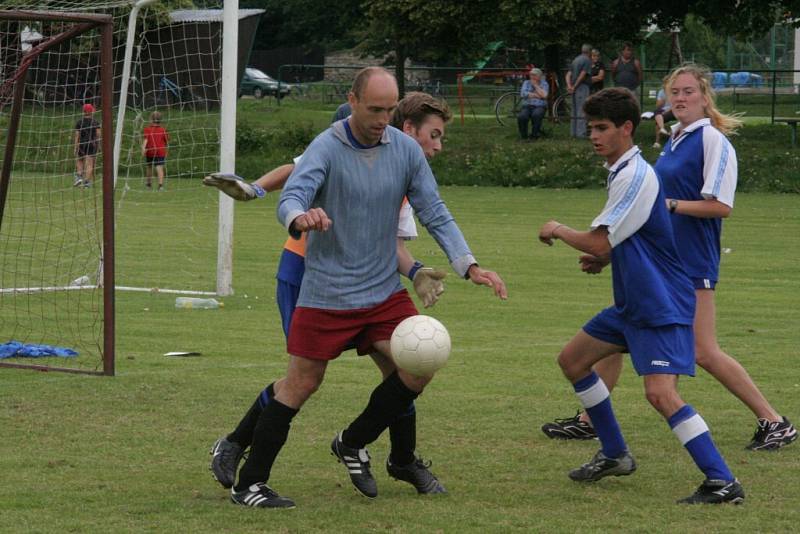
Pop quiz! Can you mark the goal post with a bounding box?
[1,1,256,374]
[0,9,115,375]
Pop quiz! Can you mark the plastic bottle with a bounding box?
[174,297,223,309]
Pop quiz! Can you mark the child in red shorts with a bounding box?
[142,111,169,191]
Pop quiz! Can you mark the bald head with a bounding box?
[347,68,399,146]
[351,67,396,99]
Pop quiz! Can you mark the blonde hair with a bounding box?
[664,63,742,136]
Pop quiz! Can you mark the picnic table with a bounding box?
[774,117,800,147]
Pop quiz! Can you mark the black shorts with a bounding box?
[145,156,166,166]
[77,143,97,157]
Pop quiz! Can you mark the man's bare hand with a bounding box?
[467,265,508,300]
[292,208,332,233]
[538,220,563,246]
[578,254,608,274]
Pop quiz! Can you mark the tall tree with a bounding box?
[242,0,363,51]
[357,0,496,95]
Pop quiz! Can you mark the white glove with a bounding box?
[412,267,446,308]
[202,173,265,201]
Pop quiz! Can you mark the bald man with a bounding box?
[228,67,507,509]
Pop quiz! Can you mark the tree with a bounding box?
[242,0,363,52]
[357,0,496,95]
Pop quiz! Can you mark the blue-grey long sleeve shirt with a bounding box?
[277,120,477,310]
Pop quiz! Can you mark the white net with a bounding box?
[115,2,225,294]
[0,0,234,372]
[0,6,116,372]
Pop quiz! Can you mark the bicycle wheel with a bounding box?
[551,94,572,124]
[495,92,521,126]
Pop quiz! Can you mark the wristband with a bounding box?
[407,261,424,280]
[669,199,678,213]
[251,183,266,198]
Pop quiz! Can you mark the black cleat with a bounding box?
[745,416,798,451]
[569,449,636,482]
[541,411,598,440]
[230,483,296,508]
[386,456,447,494]
[330,432,377,499]
[210,436,245,489]
[678,479,745,505]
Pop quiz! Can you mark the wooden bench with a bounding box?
[774,117,800,147]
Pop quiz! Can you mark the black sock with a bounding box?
[234,397,297,491]
[342,372,419,449]
[389,404,417,466]
[227,382,275,447]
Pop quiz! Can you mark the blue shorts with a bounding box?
[276,279,301,339]
[275,249,305,338]
[146,156,166,166]
[583,306,695,376]
[693,278,717,290]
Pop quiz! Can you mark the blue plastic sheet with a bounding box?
[0,340,78,359]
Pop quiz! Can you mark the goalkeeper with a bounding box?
[206,92,452,496]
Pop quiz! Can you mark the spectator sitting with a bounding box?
[650,87,674,148]
[517,67,549,141]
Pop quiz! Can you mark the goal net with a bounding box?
[0,8,115,374]
[1,0,249,374]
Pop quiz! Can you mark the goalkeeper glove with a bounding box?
[202,172,266,201]
[408,262,446,308]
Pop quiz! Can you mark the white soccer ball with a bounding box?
[390,315,451,376]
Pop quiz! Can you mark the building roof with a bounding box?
[169,9,264,23]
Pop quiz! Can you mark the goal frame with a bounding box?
[0,10,115,376]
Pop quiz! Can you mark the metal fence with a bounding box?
[271,64,800,123]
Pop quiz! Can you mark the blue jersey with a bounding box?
[591,147,695,328]
[655,119,737,283]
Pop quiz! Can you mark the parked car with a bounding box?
[240,67,292,99]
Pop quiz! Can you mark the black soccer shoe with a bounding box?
[568,449,636,482]
[330,432,378,499]
[678,479,745,505]
[541,411,598,440]
[745,416,798,451]
[210,436,245,489]
[230,482,296,509]
[386,456,447,494]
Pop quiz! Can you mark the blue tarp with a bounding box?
[712,72,728,89]
[0,340,78,359]
[729,71,763,87]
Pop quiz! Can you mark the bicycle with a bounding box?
[550,92,572,123]
[546,70,571,124]
[494,90,521,126]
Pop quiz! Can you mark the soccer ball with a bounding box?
[390,315,451,376]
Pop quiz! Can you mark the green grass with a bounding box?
[234,97,800,193]
[2,187,799,532]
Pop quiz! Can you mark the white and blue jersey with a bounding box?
[655,118,737,285]
[590,147,695,328]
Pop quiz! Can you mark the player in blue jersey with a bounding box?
[542,64,796,452]
[538,87,744,504]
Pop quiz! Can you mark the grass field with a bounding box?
[2,186,799,532]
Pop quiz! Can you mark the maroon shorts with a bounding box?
[287,290,418,360]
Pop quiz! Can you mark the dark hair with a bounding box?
[350,66,394,98]
[583,87,640,133]
[391,91,452,129]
